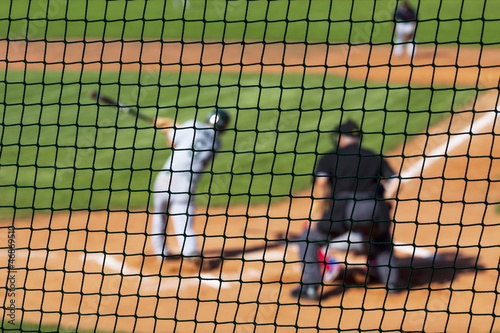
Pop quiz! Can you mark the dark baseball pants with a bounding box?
[298,197,399,288]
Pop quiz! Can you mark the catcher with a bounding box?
[291,120,401,301]
[151,109,230,264]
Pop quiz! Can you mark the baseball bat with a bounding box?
[88,90,154,123]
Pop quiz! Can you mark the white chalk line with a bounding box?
[0,249,268,292]
[81,253,183,292]
[80,252,263,292]
[82,253,138,276]
[137,269,267,292]
[391,108,500,258]
[401,110,499,181]
[134,249,293,292]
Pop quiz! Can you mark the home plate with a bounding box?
[243,249,287,261]
[394,242,438,259]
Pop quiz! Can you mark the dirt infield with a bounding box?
[2,40,500,88]
[1,41,500,332]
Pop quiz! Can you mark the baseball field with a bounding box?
[1,0,499,332]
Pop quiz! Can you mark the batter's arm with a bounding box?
[155,117,176,147]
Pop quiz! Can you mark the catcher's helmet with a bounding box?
[206,108,230,130]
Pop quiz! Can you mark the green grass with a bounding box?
[0,0,499,44]
[0,0,491,216]
[0,68,476,217]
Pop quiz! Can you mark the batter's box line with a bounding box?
[79,252,260,292]
[401,110,500,182]
[81,252,139,276]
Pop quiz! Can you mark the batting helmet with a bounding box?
[206,108,230,130]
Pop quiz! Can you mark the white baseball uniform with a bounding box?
[394,3,417,57]
[151,119,220,258]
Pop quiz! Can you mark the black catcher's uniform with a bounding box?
[316,143,394,238]
[297,140,400,295]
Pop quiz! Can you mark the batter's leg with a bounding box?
[151,172,172,258]
[151,200,170,257]
[169,193,198,256]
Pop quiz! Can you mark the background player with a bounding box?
[393,0,417,58]
[292,120,400,301]
[151,109,230,264]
